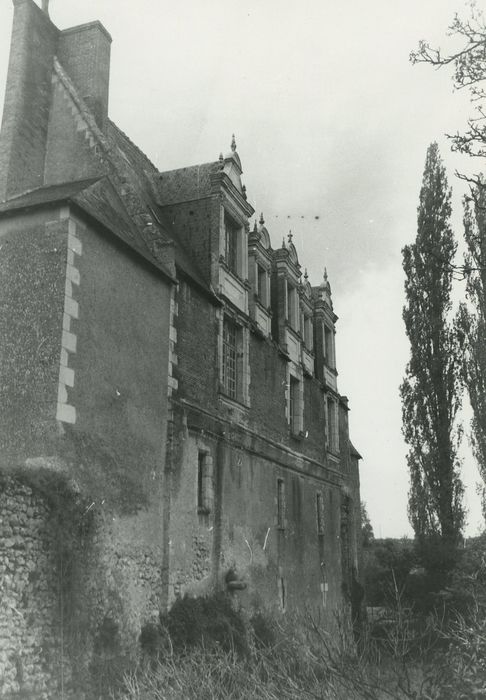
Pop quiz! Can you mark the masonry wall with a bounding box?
[0,208,66,466]
[175,279,220,410]
[166,406,345,620]
[248,333,328,462]
[0,0,59,200]
[0,205,174,693]
[0,475,64,699]
[43,70,104,186]
[170,271,349,617]
[218,440,344,618]
[162,197,220,282]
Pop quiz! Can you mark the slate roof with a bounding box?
[0,54,216,297]
[106,121,212,294]
[0,177,176,281]
[157,162,220,206]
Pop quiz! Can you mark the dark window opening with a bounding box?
[197,451,212,513]
[324,325,334,367]
[316,492,324,536]
[277,478,286,529]
[289,376,299,433]
[224,214,239,275]
[222,319,238,399]
[257,264,267,305]
[278,577,286,611]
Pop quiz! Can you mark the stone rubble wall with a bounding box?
[0,476,68,699]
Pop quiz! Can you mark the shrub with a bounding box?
[140,593,249,658]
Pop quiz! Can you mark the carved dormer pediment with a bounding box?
[258,212,271,250]
[222,134,244,194]
[274,231,301,281]
[248,213,272,336]
[301,269,312,301]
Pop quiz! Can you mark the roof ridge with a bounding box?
[159,160,218,177]
[107,119,159,173]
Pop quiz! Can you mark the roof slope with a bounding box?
[1,49,213,294]
[157,162,219,206]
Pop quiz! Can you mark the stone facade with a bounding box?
[0,476,61,698]
[0,1,363,695]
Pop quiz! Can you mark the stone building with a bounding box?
[0,0,362,696]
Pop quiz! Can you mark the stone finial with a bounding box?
[242,184,247,200]
[304,268,309,281]
[288,230,293,244]
[231,134,237,152]
[282,237,286,249]
[42,0,50,14]
[218,152,224,162]
[259,212,265,225]
[324,267,328,283]
[253,220,258,233]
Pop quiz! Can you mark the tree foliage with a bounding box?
[410,2,486,181]
[401,143,464,547]
[457,184,486,516]
[411,4,486,517]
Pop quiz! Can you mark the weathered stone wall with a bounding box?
[0,212,67,468]
[0,471,169,698]
[0,476,65,699]
[166,404,346,622]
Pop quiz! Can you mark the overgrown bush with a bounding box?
[140,593,248,658]
[116,537,486,699]
[363,538,416,606]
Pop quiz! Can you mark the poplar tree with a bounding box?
[401,143,464,551]
[410,5,486,519]
[458,184,486,516]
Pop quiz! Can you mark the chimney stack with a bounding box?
[57,21,112,129]
[0,0,58,201]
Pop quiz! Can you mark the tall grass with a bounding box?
[113,536,486,700]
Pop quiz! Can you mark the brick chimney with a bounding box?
[57,21,112,129]
[0,0,58,201]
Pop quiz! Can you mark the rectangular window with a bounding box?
[257,264,268,305]
[278,576,286,612]
[324,325,334,367]
[289,376,300,433]
[224,213,239,275]
[222,319,238,399]
[304,315,313,350]
[316,492,324,536]
[287,282,298,331]
[197,451,213,513]
[277,478,286,529]
[326,397,338,452]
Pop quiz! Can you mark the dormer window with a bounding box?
[257,264,269,306]
[324,325,335,368]
[287,282,299,331]
[304,313,313,351]
[224,213,240,275]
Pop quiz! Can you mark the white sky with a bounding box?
[0,0,484,536]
